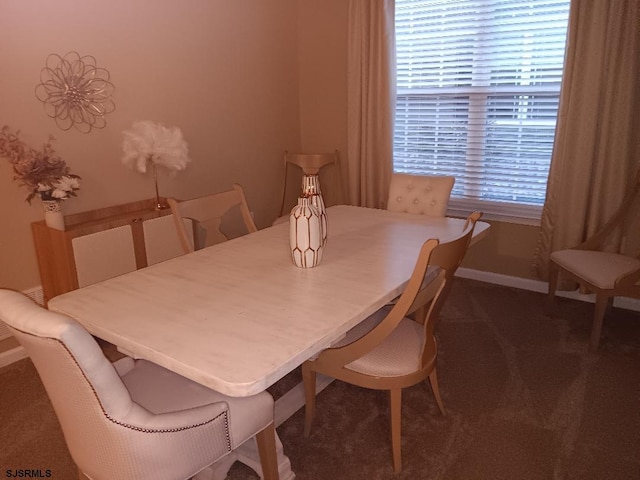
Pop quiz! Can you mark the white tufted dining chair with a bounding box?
[387,173,455,217]
[0,289,279,480]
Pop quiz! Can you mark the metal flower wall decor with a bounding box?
[35,51,116,134]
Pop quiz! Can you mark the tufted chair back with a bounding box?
[0,289,279,480]
[387,174,455,216]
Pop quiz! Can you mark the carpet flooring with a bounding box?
[1,278,639,479]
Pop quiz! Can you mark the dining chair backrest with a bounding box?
[278,150,339,217]
[576,167,640,257]
[319,211,481,370]
[284,151,338,176]
[412,212,481,356]
[387,173,455,217]
[419,211,483,317]
[167,183,257,254]
[401,211,481,337]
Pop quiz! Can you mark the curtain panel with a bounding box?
[346,0,396,208]
[533,0,640,281]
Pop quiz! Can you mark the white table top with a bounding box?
[48,206,489,397]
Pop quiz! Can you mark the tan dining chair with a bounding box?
[547,170,640,351]
[387,173,455,217]
[302,211,482,473]
[274,150,339,225]
[0,289,279,480]
[167,183,258,254]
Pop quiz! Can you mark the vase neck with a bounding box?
[302,174,322,195]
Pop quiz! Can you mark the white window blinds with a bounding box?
[394,0,570,220]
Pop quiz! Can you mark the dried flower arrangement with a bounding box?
[0,126,80,203]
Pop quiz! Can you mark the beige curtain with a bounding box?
[532,0,640,280]
[346,0,395,208]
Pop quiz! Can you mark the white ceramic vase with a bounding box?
[42,200,65,231]
[289,196,323,268]
[302,174,327,246]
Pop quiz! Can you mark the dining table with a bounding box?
[48,205,490,479]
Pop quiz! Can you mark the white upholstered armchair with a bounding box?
[0,289,279,480]
[387,173,455,217]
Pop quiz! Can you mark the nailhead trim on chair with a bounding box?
[108,411,229,436]
[17,328,233,450]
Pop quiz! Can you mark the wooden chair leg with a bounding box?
[389,388,402,473]
[255,422,280,480]
[605,297,614,317]
[302,363,316,438]
[590,294,609,351]
[428,367,446,415]
[547,263,559,314]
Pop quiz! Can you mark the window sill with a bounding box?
[447,199,542,227]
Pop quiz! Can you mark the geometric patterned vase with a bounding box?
[289,195,323,268]
[301,174,327,246]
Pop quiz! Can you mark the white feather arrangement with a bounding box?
[121,120,191,174]
[121,120,191,209]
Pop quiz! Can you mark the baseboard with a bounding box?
[0,346,28,368]
[455,267,640,313]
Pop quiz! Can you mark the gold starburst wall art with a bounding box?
[35,51,116,134]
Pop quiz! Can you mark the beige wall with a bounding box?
[0,0,301,291]
[297,1,348,167]
[0,0,542,293]
[461,220,540,278]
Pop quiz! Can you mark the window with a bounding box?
[394,0,570,222]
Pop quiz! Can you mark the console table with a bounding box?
[31,198,188,304]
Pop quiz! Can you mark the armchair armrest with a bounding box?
[118,401,229,433]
